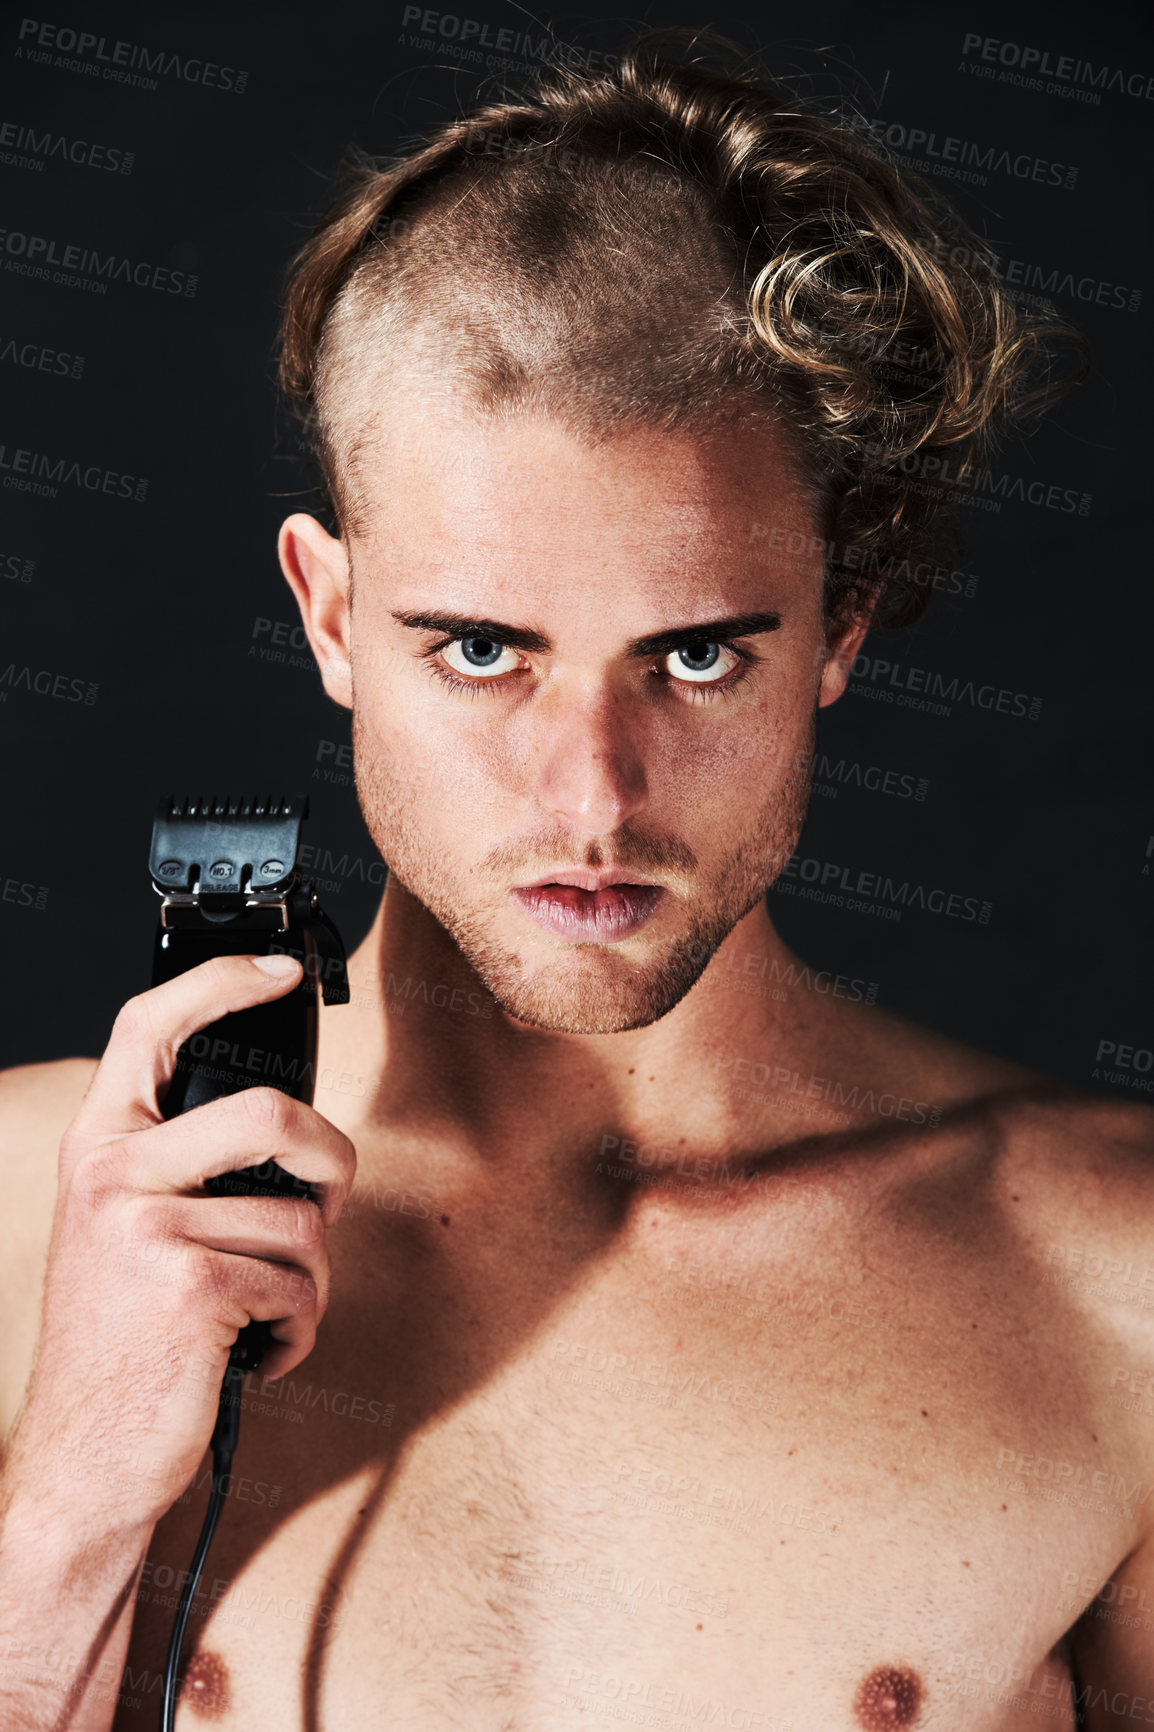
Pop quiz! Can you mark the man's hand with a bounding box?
[1,953,356,1534]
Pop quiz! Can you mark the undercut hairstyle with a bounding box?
[276,28,1085,628]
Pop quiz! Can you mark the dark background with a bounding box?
[1,0,1149,1094]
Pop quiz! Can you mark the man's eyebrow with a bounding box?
[625,612,781,658]
[389,608,782,658]
[390,610,552,652]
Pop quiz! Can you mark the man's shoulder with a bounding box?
[917,1019,1154,1258]
[854,996,1153,1153]
[852,1003,1154,1301]
[0,1055,99,1217]
[0,1057,98,1436]
[996,1075,1154,1166]
[836,994,1056,1135]
[0,1054,99,1138]
[990,1080,1154,1298]
[929,1062,1154,1390]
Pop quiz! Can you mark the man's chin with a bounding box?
[491,983,678,1036]
[461,932,720,1035]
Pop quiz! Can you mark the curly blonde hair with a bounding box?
[276,28,1085,627]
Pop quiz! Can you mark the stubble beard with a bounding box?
[354,710,815,1034]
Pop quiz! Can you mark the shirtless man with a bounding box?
[1,36,1151,1732]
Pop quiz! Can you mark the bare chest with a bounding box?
[117,1183,1116,1730]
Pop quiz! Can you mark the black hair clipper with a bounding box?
[150,792,349,1370]
[148,793,349,1730]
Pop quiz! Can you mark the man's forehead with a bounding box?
[349,391,823,591]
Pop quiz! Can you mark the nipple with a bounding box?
[853,1665,922,1729]
[179,1650,231,1720]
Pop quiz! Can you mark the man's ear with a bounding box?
[817,595,876,709]
[278,513,353,711]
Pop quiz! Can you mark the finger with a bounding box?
[108,1193,332,1312]
[71,1086,356,1226]
[105,1198,330,1330]
[73,953,304,1137]
[115,1202,326,1359]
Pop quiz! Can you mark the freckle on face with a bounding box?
[852,1665,923,1730]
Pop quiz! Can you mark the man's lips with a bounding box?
[511,880,665,941]
[519,868,656,893]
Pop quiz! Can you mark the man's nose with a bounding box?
[532,683,649,834]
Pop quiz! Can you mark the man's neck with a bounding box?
[316,877,848,1188]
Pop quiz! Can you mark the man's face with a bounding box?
[284,393,863,1034]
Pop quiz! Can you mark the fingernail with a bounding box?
[252,954,302,976]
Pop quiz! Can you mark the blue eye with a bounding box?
[664,641,739,684]
[440,637,524,679]
[460,636,502,667]
[678,641,719,672]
